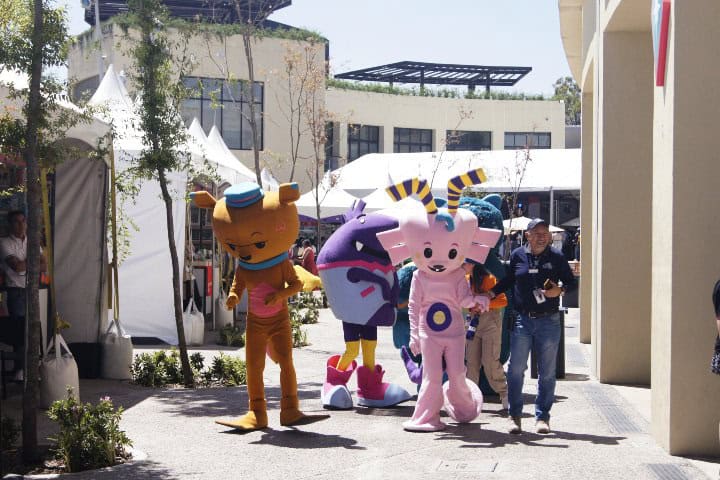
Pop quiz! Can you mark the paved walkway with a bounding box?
[2,308,718,479]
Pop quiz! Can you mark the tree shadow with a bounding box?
[150,382,325,418]
[436,423,626,449]
[234,427,366,450]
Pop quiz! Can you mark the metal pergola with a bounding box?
[85,0,291,25]
[335,61,532,93]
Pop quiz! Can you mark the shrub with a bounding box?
[290,316,309,348]
[207,353,247,386]
[289,291,321,325]
[217,325,246,347]
[131,348,185,387]
[1,416,19,451]
[47,389,132,473]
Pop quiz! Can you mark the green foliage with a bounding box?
[289,291,321,325]
[217,325,245,347]
[131,349,186,387]
[206,353,247,386]
[1,416,20,451]
[327,78,547,101]
[131,349,249,387]
[552,76,581,125]
[47,389,132,473]
[290,316,309,348]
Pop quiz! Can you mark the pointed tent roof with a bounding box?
[206,125,256,182]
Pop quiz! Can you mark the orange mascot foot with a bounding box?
[280,408,330,427]
[215,410,268,431]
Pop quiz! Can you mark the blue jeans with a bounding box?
[507,312,561,421]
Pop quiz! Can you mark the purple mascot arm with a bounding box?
[347,267,393,301]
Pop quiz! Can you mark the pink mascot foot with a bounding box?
[321,355,357,410]
[442,378,483,423]
[356,364,412,408]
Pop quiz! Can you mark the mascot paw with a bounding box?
[280,409,330,427]
[401,346,423,385]
[226,294,239,310]
[215,411,268,431]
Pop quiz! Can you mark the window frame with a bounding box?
[503,132,551,150]
[347,124,380,162]
[181,76,264,151]
[394,127,433,153]
[445,130,492,151]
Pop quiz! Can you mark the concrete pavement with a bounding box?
[2,308,718,479]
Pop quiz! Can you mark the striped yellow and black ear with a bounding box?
[447,168,487,214]
[386,177,438,214]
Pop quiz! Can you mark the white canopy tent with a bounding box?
[89,65,254,344]
[502,216,564,234]
[1,67,111,350]
[334,149,581,197]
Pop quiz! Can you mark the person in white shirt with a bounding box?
[0,210,45,378]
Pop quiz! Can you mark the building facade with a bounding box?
[69,22,566,192]
[558,0,720,456]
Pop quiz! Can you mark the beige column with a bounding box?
[338,122,349,166]
[579,87,593,344]
[651,0,720,456]
[593,31,653,384]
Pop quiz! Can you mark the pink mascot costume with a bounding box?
[376,169,501,432]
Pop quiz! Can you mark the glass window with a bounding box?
[394,128,432,153]
[504,132,551,150]
[181,76,264,151]
[446,130,491,151]
[348,124,380,161]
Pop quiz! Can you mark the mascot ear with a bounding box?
[191,191,217,209]
[279,183,300,204]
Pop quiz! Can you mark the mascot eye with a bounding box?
[358,215,366,224]
[254,241,266,249]
[448,248,458,259]
[226,243,237,251]
[423,247,433,259]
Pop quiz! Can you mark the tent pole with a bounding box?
[549,187,555,225]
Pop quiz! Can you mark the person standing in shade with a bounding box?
[486,218,576,434]
[0,210,46,380]
[300,239,318,276]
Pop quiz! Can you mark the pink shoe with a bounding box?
[321,355,356,409]
[356,364,412,408]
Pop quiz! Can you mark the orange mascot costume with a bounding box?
[192,182,329,430]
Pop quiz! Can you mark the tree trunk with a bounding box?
[242,32,262,185]
[157,168,194,387]
[21,0,44,462]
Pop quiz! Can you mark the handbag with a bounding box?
[101,319,133,380]
[40,334,79,409]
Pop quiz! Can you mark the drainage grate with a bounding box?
[565,343,588,368]
[646,463,693,480]
[583,384,645,433]
[436,460,497,473]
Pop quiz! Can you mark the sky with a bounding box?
[64,0,571,96]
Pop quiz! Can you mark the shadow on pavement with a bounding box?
[352,404,416,418]
[149,382,326,418]
[561,373,590,382]
[436,423,626,449]
[241,428,366,450]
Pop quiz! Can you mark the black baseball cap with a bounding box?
[527,218,549,231]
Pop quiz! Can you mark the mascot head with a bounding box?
[191,182,300,269]
[376,169,501,277]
